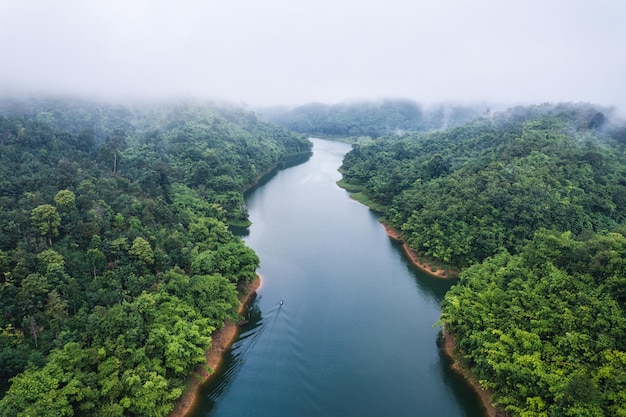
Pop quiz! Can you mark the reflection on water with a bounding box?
[437,343,492,417]
[388,238,458,302]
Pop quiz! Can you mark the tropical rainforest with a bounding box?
[339,103,626,416]
[2,95,626,417]
[262,99,484,138]
[0,96,311,416]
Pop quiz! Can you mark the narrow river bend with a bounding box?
[190,138,487,417]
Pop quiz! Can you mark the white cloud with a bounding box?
[1,0,625,108]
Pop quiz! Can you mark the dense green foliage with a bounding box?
[0,96,311,416]
[340,103,626,268]
[339,103,626,416]
[262,99,485,138]
[441,230,626,416]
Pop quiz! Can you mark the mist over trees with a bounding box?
[340,102,626,267]
[260,99,486,138]
[338,102,626,416]
[0,96,311,416]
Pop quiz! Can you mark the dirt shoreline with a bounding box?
[440,330,501,417]
[167,276,262,417]
[381,223,459,279]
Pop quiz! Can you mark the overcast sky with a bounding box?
[1,0,625,108]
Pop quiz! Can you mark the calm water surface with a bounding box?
[190,138,487,417]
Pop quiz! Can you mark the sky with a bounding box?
[1,0,625,109]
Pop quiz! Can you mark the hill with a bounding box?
[0,96,311,416]
[338,102,626,416]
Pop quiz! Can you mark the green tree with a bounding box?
[129,237,154,266]
[427,153,449,178]
[31,204,61,246]
[45,290,68,339]
[53,189,76,211]
[106,129,127,176]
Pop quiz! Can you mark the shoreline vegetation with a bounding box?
[381,223,459,279]
[337,177,458,278]
[168,276,262,417]
[333,104,626,416]
[167,149,307,417]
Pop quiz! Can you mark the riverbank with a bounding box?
[386,222,501,415]
[440,330,502,417]
[167,276,262,417]
[382,223,459,279]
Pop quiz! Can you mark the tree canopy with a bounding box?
[340,102,626,268]
[440,229,626,416]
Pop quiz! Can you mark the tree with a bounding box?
[129,237,154,266]
[53,189,76,211]
[45,290,68,339]
[427,153,449,178]
[37,249,66,275]
[31,204,61,246]
[106,129,127,176]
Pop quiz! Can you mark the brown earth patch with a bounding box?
[440,331,503,417]
[382,223,459,279]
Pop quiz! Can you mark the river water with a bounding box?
[190,138,487,417]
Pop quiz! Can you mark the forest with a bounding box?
[0,96,311,416]
[339,102,626,416]
[3,96,626,417]
[261,99,485,138]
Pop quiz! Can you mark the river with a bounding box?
[189,138,487,417]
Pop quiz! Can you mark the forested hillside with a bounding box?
[0,97,311,416]
[339,103,626,416]
[261,99,485,138]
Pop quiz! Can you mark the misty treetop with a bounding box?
[0,96,310,416]
[261,99,485,138]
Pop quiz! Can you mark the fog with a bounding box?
[1,0,625,109]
